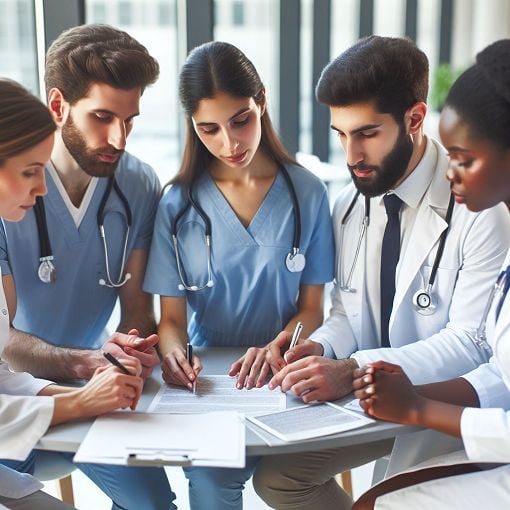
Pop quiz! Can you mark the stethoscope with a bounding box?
[338,190,455,315]
[171,166,306,292]
[473,268,510,355]
[34,175,132,288]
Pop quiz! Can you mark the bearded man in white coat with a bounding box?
[252,35,510,510]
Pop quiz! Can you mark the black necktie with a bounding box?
[380,194,403,347]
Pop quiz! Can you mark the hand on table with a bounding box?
[161,344,202,390]
[268,356,357,403]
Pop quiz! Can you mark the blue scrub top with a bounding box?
[0,152,161,349]
[144,163,334,347]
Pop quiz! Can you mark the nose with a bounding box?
[32,171,47,197]
[344,138,364,167]
[446,160,461,184]
[108,121,127,151]
[222,129,239,153]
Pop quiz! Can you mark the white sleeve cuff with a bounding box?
[461,362,510,409]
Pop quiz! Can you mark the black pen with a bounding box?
[186,342,196,394]
[103,351,132,375]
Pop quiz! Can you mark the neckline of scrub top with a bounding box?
[42,167,116,245]
[202,168,286,246]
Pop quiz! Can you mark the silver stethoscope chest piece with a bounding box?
[412,285,436,315]
[38,257,56,283]
[172,166,306,291]
[286,250,306,272]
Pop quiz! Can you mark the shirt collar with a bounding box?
[376,136,435,209]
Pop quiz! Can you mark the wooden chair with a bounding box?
[34,451,76,506]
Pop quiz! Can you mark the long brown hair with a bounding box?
[0,79,56,166]
[172,41,296,186]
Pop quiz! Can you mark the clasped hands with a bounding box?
[102,328,160,380]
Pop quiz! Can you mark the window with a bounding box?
[0,0,37,94]
[86,0,180,184]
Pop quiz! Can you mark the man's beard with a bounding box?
[347,127,413,197]
[61,113,123,177]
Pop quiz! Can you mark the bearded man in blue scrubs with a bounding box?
[0,24,176,510]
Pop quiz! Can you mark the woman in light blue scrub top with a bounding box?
[144,41,334,510]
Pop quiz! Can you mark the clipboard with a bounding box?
[74,411,245,468]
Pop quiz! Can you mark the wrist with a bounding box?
[52,390,82,425]
[409,395,430,427]
[75,349,104,379]
[344,358,359,371]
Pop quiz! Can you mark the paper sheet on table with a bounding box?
[73,411,245,468]
[147,375,286,415]
[246,402,374,442]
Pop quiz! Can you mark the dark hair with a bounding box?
[0,79,56,166]
[445,39,510,150]
[316,36,429,122]
[45,23,159,104]
[172,41,295,185]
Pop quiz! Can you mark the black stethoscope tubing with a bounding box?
[34,175,132,283]
[340,189,454,295]
[171,165,301,251]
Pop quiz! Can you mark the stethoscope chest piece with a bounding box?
[286,251,306,273]
[38,257,56,283]
[412,287,436,315]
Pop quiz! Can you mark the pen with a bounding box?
[186,342,196,394]
[288,321,304,350]
[103,351,132,375]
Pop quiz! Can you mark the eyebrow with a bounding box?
[26,162,45,167]
[330,123,382,135]
[92,109,140,120]
[195,107,251,127]
[446,146,471,153]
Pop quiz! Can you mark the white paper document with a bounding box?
[246,402,374,442]
[147,375,286,416]
[74,411,245,468]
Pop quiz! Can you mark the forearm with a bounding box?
[3,328,102,380]
[284,308,323,338]
[117,301,157,337]
[158,320,188,357]
[415,377,480,408]
[413,397,465,438]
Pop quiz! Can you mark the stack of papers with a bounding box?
[74,411,245,468]
[246,402,374,442]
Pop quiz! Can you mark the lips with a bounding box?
[20,203,35,210]
[224,150,248,164]
[98,153,121,164]
[352,168,375,178]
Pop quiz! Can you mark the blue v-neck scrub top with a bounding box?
[144,164,335,347]
[0,152,161,349]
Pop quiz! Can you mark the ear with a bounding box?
[405,102,427,135]
[258,88,267,117]
[47,88,68,125]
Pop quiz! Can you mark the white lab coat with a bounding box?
[375,252,510,509]
[311,138,510,474]
[0,267,55,499]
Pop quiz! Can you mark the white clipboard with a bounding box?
[73,411,245,468]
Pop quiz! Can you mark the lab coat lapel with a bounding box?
[391,149,451,330]
[338,195,368,345]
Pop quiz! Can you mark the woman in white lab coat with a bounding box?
[0,79,144,509]
[351,39,510,509]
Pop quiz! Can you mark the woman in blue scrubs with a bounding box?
[144,41,334,510]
